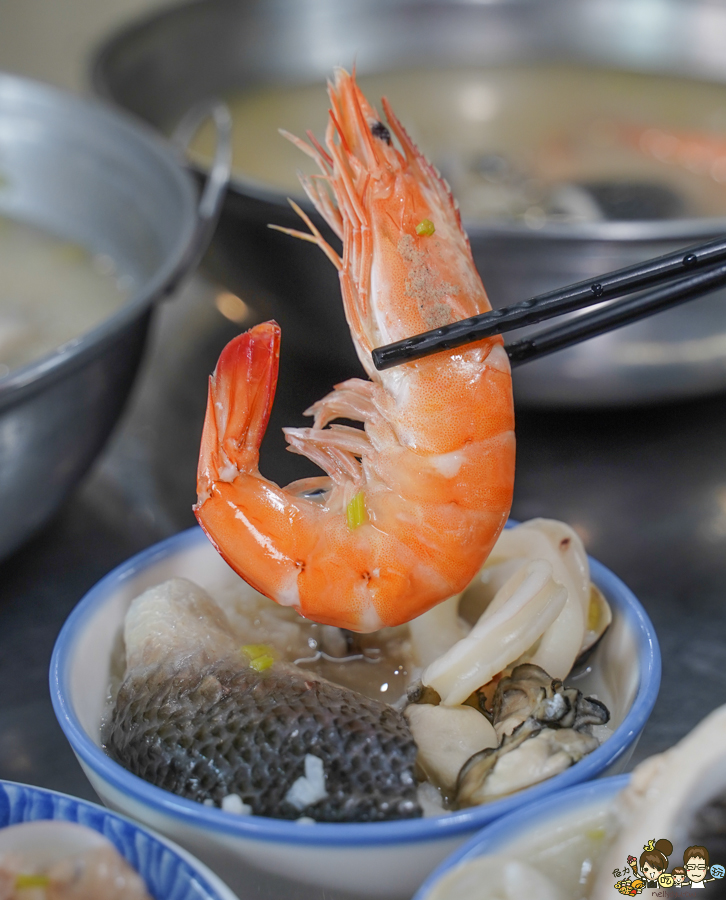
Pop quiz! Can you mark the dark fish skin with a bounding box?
[104,659,422,823]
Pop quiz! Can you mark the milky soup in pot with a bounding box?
[0,215,129,376]
[188,62,726,224]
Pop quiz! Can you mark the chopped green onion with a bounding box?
[415,218,435,236]
[16,874,50,888]
[346,491,368,530]
[241,643,274,665]
[586,826,607,842]
[241,645,275,672]
[249,654,275,672]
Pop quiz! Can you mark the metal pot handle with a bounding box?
[164,99,233,294]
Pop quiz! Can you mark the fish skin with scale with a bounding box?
[104,658,422,822]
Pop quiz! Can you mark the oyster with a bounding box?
[493,663,610,739]
[422,705,726,899]
[456,664,608,806]
[457,722,599,806]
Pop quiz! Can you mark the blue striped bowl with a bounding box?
[0,779,237,900]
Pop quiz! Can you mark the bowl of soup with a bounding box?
[93,0,726,405]
[0,779,239,900]
[0,72,226,560]
[412,775,629,900]
[415,702,726,898]
[50,521,660,900]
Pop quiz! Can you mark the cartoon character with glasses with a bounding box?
[684,846,709,888]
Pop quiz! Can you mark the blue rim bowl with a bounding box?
[0,778,237,900]
[49,525,659,889]
[413,774,630,899]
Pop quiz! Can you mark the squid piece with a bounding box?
[421,560,567,706]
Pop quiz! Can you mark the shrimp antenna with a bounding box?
[268,199,342,271]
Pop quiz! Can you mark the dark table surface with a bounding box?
[2,268,726,810]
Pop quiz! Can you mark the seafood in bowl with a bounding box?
[103,518,613,822]
[415,704,726,900]
[51,522,658,899]
[414,776,627,900]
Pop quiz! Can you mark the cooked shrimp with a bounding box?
[194,68,515,632]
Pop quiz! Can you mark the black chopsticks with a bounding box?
[506,260,726,367]
[371,234,726,370]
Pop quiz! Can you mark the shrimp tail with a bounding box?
[196,321,280,505]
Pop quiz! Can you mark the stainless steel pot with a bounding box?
[0,74,230,560]
[93,0,726,405]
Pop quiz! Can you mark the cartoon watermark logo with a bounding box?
[612,839,724,894]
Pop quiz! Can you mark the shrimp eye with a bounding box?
[371,121,392,145]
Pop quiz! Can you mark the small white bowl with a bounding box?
[0,778,238,900]
[50,526,660,900]
[413,775,629,900]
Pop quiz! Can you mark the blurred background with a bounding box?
[1,0,726,869]
[0,0,174,92]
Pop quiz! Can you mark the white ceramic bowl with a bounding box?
[0,778,238,900]
[50,526,660,900]
[413,775,629,900]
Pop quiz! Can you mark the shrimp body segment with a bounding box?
[194,69,515,632]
